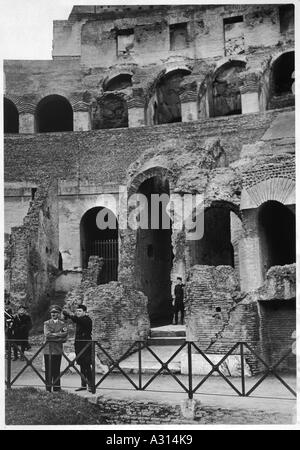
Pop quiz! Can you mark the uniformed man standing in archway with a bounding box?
[173,277,185,325]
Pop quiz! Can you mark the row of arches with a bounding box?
[78,175,295,326]
[4,95,74,134]
[4,51,294,133]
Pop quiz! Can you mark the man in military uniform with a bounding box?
[43,305,68,392]
[63,304,93,392]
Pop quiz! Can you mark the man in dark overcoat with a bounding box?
[63,304,93,392]
[173,277,185,325]
[12,306,32,360]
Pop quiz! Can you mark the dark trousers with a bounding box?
[13,340,27,358]
[79,360,92,388]
[174,300,184,325]
[44,355,62,392]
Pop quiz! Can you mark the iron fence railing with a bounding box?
[5,339,296,399]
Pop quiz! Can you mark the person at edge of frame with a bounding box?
[12,305,32,361]
[63,304,94,393]
[173,276,185,325]
[5,294,14,359]
[43,305,68,392]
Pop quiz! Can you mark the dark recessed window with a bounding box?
[224,16,244,56]
[170,23,188,50]
[31,188,37,200]
[279,4,294,34]
[117,29,134,56]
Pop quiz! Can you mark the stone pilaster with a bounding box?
[18,103,36,134]
[179,80,198,122]
[73,100,91,131]
[240,72,260,114]
[127,97,145,128]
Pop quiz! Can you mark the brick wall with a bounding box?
[6,182,59,318]
[259,299,295,371]
[4,108,289,186]
[185,265,241,348]
[94,396,190,424]
[85,282,150,365]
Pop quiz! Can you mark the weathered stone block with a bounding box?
[85,281,150,365]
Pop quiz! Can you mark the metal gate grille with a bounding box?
[89,239,118,283]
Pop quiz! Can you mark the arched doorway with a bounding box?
[268,51,294,109]
[4,98,19,133]
[258,201,295,276]
[135,176,173,326]
[210,61,246,117]
[80,207,118,284]
[35,95,73,132]
[147,69,191,125]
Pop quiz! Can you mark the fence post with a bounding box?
[138,341,142,390]
[91,341,96,394]
[49,346,52,392]
[6,341,12,389]
[240,342,246,396]
[187,342,193,400]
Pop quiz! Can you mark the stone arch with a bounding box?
[92,92,128,129]
[4,97,19,133]
[80,206,119,283]
[128,165,175,197]
[35,94,73,132]
[268,50,294,109]
[209,60,246,117]
[131,166,174,326]
[240,178,295,210]
[146,67,192,125]
[103,72,133,92]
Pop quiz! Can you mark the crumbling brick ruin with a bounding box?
[4,4,295,371]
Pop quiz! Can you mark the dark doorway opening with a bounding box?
[80,207,118,284]
[153,69,190,125]
[135,176,173,326]
[190,206,236,267]
[272,51,294,95]
[258,201,295,275]
[35,95,73,132]
[4,98,19,133]
[211,61,246,117]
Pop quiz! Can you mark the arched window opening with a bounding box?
[104,74,132,91]
[268,51,295,110]
[35,95,73,132]
[4,98,19,133]
[272,52,294,95]
[92,94,128,129]
[135,176,173,326]
[80,207,118,284]
[210,61,246,117]
[148,69,191,125]
[258,201,295,275]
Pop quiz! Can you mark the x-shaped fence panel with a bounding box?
[5,340,296,399]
